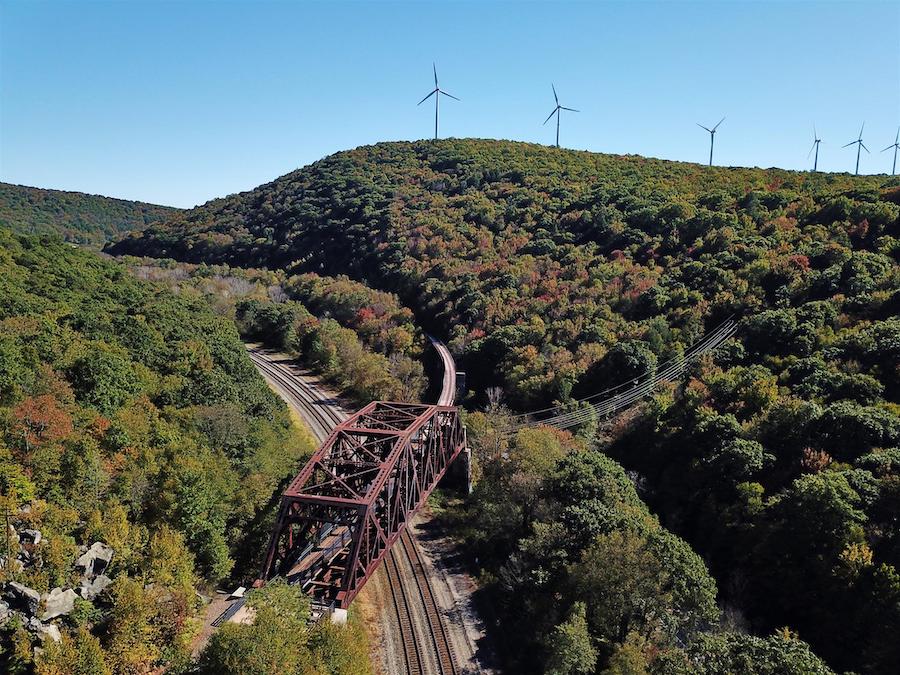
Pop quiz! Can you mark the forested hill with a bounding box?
[0,229,374,672]
[0,182,178,246]
[109,139,900,673]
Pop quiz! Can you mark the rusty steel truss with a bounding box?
[259,401,466,608]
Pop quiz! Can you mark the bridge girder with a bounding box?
[260,401,466,608]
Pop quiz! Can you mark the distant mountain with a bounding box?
[0,182,179,245]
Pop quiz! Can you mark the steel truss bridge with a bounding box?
[260,400,466,609]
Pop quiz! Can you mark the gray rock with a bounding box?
[5,581,41,615]
[21,529,41,545]
[0,557,25,573]
[41,587,77,621]
[0,600,11,624]
[79,574,112,601]
[75,542,113,576]
[29,618,61,643]
[42,624,61,642]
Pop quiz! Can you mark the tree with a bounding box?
[35,626,111,675]
[67,347,140,416]
[197,580,313,675]
[571,530,671,645]
[683,631,835,675]
[545,602,597,675]
[10,394,73,454]
[105,577,161,674]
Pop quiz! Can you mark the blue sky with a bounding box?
[1,0,898,208]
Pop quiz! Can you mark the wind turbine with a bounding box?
[842,123,869,175]
[882,127,900,176]
[543,84,578,148]
[697,117,725,166]
[808,125,823,172]
[417,63,459,141]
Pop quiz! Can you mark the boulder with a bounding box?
[5,581,41,615]
[21,529,41,545]
[28,617,61,643]
[79,574,112,601]
[0,557,25,573]
[39,623,62,643]
[75,542,113,576]
[41,587,78,621]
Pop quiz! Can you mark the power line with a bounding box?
[509,318,737,433]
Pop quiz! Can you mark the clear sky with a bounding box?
[1,0,899,208]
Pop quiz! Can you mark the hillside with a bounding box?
[108,139,900,673]
[0,229,371,672]
[0,182,178,245]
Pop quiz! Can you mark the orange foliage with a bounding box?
[12,394,73,449]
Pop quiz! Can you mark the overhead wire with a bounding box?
[509,318,737,433]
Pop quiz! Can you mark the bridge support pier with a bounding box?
[444,446,472,495]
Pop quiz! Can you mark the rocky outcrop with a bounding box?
[75,542,114,577]
[4,581,41,615]
[27,616,61,643]
[41,587,78,621]
[20,529,41,545]
[79,574,112,601]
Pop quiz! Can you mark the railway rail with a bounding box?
[398,530,458,674]
[428,334,457,407]
[246,347,346,442]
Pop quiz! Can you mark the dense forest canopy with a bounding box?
[0,229,369,673]
[0,182,178,246]
[109,139,900,673]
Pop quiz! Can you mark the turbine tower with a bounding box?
[697,117,725,166]
[417,63,459,141]
[882,127,900,176]
[543,84,578,148]
[843,123,869,175]
[808,125,823,172]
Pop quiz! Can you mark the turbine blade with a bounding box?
[713,116,726,131]
[895,126,899,144]
[561,106,579,112]
[813,123,817,140]
[842,140,857,148]
[859,121,865,139]
[861,142,869,153]
[417,89,437,105]
[552,83,558,105]
[543,108,559,125]
[697,123,712,132]
[433,62,438,87]
[882,144,894,152]
[440,90,460,101]
[808,141,817,159]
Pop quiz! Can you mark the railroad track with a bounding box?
[246,347,345,442]
[428,334,457,407]
[398,531,458,675]
[384,546,424,675]
[247,343,464,675]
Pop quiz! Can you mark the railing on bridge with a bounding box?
[259,401,467,608]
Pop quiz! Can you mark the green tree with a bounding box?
[35,626,111,675]
[545,602,597,675]
[197,580,313,675]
